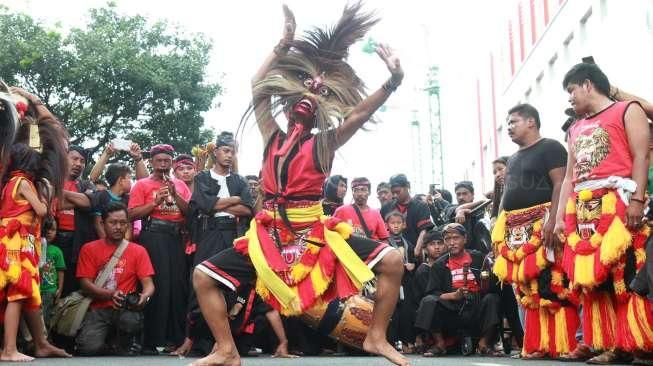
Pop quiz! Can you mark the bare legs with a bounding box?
[22,309,71,358]
[266,310,296,358]
[2,301,33,362]
[1,302,70,362]
[362,250,409,366]
[189,270,240,366]
[190,249,408,365]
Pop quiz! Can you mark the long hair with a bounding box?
[491,156,509,218]
[240,2,378,173]
[2,143,41,185]
[14,115,68,201]
[0,87,18,179]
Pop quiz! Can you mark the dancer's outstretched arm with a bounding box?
[334,44,404,148]
[251,5,296,145]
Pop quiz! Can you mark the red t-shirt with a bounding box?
[334,205,389,240]
[446,251,479,292]
[76,239,155,309]
[55,180,78,231]
[128,176,191,223]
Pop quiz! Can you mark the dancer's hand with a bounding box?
[626,199,645,229]
[553,217,566,243]
[542,216,556,249]
[281,4,296,44]
[376,44,404,83]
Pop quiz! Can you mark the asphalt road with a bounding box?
[27,355,589,366]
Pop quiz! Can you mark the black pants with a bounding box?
[388,273,417,344]
[75,308,142,355]
[500,285,524,345]
[417,293,501,338]
[185,226,237,344]
[140,226,188,347]
[414,294,440,333]
[55,230,78,297]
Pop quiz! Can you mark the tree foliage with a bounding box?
[0,4,219,154]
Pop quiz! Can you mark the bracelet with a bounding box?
[31,99,44,106]
[134,157,143,163]
[631,197,646,204]
[273,40,290,56]
[382,77,402,93]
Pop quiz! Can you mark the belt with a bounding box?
[203,216,237,231]
[143,218,182,235]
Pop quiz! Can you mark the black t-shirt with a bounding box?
[381,198,434,246]
[502,138,567,210]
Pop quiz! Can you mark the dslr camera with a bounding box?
[121,292,141,310]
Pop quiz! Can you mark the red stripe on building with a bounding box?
[518,1,526,61]
[490,54,498,157]
[530,0,537,44]
[543,0,550,25]
[508,21,515,75]
[476,79,486,192]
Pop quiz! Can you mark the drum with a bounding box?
[300,294,374,349]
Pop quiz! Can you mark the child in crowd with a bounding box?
[385,211,417,353]
[0,144,69,361]
[39,218,65,330]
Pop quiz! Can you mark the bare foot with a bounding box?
[272,341,299,358]
[363,337,409,366]
[172,338,193,357]
[188,348,240,366]
[1,350,34,362]
[34,342,71,358]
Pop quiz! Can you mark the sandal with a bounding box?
[521,351,547,360]
[423,345,446,357]
[558,344,594,362]
[587,350,619,365]
[401,343,415,354]
[477,346,505,357]
[413,343,427,355]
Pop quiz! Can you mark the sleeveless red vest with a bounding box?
[0,173,35,219]
[568,101,635,183]
[261,130,332,200]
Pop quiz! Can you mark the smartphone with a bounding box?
[429,184,439,196]
[112,138,132,151]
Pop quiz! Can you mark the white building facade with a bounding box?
[449,0,653,195]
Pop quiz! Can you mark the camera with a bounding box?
[122,292,141,309]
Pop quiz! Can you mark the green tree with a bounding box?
[0,4,219,155]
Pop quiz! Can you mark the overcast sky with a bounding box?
[3,0,510,206]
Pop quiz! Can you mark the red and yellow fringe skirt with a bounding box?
[233,202,374,316]
[0,214,42,311]
[492,202,579,356]
[562,188,653,351]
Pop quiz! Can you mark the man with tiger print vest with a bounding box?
[554,62,653,364]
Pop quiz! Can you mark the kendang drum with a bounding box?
[300,293,374,349]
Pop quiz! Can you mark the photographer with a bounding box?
[426,186,452,227]
[420,223,501,357]
[75,202,155,356]
[444,181,491,254]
